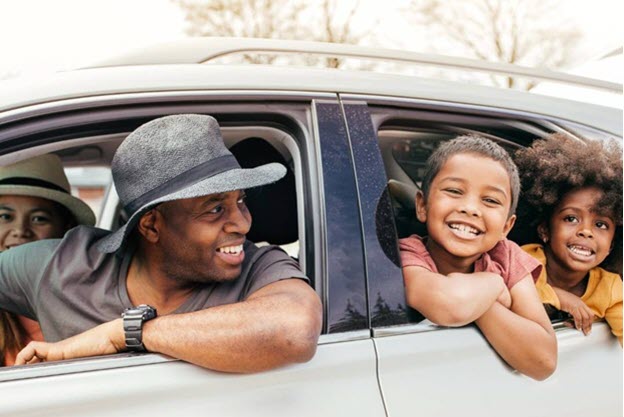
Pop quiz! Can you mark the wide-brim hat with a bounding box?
[0,154,96,226]
[96,114,286,253]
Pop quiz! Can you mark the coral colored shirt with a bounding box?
[3,315,44,366]
[523,243,623,345]
[400,235,542,289]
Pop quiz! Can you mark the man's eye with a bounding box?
[31,215,51,224]
[208,205,223,214]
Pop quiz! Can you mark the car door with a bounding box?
[0,92,386,417]
[340,95,623,417]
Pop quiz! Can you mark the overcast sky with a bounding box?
[1,0,622,80]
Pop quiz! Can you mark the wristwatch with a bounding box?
[122,304,157,352]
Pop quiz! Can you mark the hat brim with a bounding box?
[0,185,96,226]
[96,162,286,253]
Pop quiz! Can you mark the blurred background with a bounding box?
[1,0,621,90]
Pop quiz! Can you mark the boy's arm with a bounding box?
[403,266,510,326]
[475,275,557,380]
[551,286,595,335]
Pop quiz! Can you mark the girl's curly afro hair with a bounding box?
[514,132,622,272]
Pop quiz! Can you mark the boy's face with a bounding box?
[539,187,615,276]
[416,153,516,267]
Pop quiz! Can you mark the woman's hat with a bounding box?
[0,154,96,226]
[96,114,286,253]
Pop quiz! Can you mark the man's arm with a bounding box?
[475,275,557,381]
[403,266,510,326]
[16,279,322,372]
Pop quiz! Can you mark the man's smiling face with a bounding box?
[416,153,516,268]
[154,190,252,284]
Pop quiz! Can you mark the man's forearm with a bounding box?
[142,281,322,373]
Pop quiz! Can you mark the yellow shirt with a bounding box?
[522,244,623,345]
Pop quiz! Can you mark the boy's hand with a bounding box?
[555,289,594,335]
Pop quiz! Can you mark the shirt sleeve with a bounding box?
[489,239,543,289]
[605,276,623,346]
[399,235,437,272]
[0,240,58,319]
[244,245,309,297]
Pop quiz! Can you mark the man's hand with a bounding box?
[15,319,126,365]
[554,288,595,335]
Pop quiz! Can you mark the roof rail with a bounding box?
[88,37,621,93]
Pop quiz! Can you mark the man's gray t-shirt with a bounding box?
[0,226,308,342]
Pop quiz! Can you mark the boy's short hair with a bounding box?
[421,135,520,216]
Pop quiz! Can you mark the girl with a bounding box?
[516,133,622,345]
[0,154,95,365]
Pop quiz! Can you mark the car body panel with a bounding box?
[0,65,621,135]
[0,337,386,417]
[374,322,622,417]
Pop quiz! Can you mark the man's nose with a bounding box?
[224,205,251,235]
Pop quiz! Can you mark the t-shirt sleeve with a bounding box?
[399,235,437,272]
[489,239,543,289]
[0,240,58,319]
[244,245,309,298]
[605,276,623,345]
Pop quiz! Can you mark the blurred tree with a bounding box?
[173,0,371,68]
[408,0,582,89]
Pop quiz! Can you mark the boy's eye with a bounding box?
[443,188,462,195]
[0,213,13,222]
[483,197,501,205]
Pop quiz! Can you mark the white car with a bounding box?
[0,38,621,417]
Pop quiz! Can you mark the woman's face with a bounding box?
[0,195,69,250]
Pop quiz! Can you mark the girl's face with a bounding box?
[540,187,615,276]
[0,195,69,250]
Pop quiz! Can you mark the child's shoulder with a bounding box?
[399,234,427,252]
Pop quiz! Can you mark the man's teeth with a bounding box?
[568,245,592,256]
[218,244,243,254]
[449,223,479,235]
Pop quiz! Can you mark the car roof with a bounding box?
[0,37,621,136]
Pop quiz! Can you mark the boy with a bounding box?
[400,135,557,380]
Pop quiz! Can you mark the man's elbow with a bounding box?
[282,295,323,364]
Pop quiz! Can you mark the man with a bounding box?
[0,114,322,372]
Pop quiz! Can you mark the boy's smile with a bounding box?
[416,153,516,271]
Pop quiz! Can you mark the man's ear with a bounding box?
[537,222,550,244]
[501,214,516,239]
[136,209,161,244]
[415,191,427,223]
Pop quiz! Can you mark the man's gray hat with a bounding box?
[97,114,286,253]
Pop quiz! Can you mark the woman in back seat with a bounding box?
[0,154,95,366]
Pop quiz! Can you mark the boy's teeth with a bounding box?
[568,245,592,256]
[218,244,243,254]
[449,223,479,234]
